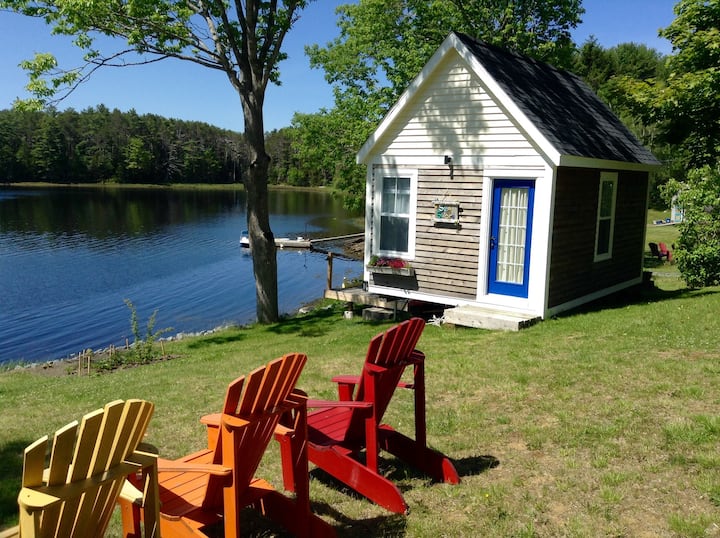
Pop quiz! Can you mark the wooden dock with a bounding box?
[241,232,363,251]
[324,287,408,311]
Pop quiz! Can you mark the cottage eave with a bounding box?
[557,154,662,172]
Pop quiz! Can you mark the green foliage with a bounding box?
[0,107,246,184]
[124,299,172,365]
[664,166,720,287]
[609,0,720,169]
[572,38,671,207]
[296,0,583,207]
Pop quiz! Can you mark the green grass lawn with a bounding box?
[2,281,719,537]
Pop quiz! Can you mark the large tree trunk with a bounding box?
[242,95,279,323]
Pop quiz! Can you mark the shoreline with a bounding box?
[2,294,341,377]
[2,323,240,376]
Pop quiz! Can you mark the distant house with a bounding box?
[357,32,660,329]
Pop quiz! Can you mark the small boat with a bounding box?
[275,237,312,249]
[239,232,311,249]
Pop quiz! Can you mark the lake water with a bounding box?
[0,186,363,365]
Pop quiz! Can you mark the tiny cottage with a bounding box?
[357,32,660,329]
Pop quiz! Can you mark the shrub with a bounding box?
[663,166,720,287]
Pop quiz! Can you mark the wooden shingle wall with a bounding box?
[414,165,483,300]
[548,167,649,308]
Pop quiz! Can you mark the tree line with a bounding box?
[2,41,669,199]
[0,105,250,185]
[0,105,338,189]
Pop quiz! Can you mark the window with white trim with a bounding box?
[594,171,618,261]
[374,170,417,257]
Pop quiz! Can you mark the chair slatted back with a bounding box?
[17,399,154,538]
[203,353,307,508]
[347,318,425,439]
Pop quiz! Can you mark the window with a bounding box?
[374,170,417,257]
[594,172,618,261]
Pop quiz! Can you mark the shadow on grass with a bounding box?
[304,452,498,535]
[185,331,248,350]
[0,439,31,529]
[553,281,719,320]
[318,505,407,537]
[267,304,393,339]
[236,476,408,537]
[310,451,499,500]
[452,454,501,476]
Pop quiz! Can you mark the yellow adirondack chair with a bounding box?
[0,399,159,538]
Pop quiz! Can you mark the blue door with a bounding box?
[488,180,535,298]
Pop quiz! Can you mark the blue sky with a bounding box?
[0,0,678,132]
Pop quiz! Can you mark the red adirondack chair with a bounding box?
[649,242,672,262]
[301,317,460,514]
[659,242,673,262]
[120,352,335,538]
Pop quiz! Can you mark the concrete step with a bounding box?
[362,307,395,321]
[443,305,540,331]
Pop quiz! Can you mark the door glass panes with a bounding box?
[380,176,410,253]
[496,187,528,284]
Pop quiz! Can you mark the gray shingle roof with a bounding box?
[454,32,660,166]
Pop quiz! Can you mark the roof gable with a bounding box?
[358,32,659,168]
[453,33,659,167]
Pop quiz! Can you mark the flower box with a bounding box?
[367,265,415,276]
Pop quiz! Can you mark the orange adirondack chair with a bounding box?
[120,352,335,538]
[0,399,158,538]
[303,317,460,514]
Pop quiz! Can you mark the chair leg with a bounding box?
[308,444,409,514]
[260,490,336,538]
[118,495,142,538]
[379,426,460,484]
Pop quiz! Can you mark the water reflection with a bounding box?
[0,186,363,364]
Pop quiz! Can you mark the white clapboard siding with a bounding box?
[376,55,544,168]
[368,53,544,300]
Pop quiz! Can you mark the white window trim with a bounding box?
[594,171,618,262]
[373,168,418,259]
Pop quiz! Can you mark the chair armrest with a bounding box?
[136,442,159,454]
[220,414,251,430]
[0,527,19,538]
[157,458,231,477]
[331,375,360,401]
[331,374,360,385]
[307,398,373,409]
[200,413,221,427]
